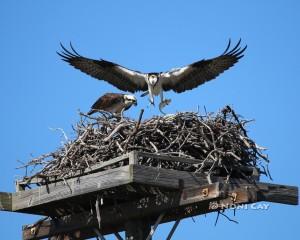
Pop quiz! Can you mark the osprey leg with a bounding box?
[140,91,149,97]
[120,108,125,119]
[159,91,166,114]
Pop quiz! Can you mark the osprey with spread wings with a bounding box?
[58,40,246,113]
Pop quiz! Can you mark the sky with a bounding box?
[0,0,299,239]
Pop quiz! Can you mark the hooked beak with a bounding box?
[133,100,137,106]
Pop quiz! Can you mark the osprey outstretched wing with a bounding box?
[160,39,247,93]
[57,44,147,93]
[58,40,246,113]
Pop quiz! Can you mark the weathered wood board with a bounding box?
[0,151,298,240]
[0,192,12,211]
[21,182,298,240]
[13,165,133,215]
[12,164,216,216]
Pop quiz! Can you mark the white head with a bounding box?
[124,94,137,106]
[148,74,158,86]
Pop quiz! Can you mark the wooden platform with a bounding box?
[0,151,298,240]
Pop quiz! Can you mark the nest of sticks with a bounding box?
[22,106,270,181]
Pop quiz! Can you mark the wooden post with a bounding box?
[125,220,151,240]
[0,192,12,211]
[128,151,138,165]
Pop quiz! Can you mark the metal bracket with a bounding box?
[30,227,36,235]
[202,188,209,197]
[231,192,237,203]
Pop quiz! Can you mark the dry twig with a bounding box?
[21,106,269,181]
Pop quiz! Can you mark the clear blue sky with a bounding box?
[0,1,299,239]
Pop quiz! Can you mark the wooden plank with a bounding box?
[180,183,220,205]
[10,161,298,220]
[18,150,201,188]
[22,182,298,240]
[211,182,298,206]
[137,152,202,165]
[128,151,138,165]
[13,165,132,213]
[0,192,12,211]
[132,164,214,189]
[17,151,259,189]
[256,182,298,205]
[22,183,221,240]
[18,153,130,187]
[137,152,260,178]
[11,164,259,216]
[13,164,217,216]
[79,153,129,175]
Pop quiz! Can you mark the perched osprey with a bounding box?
[87,93,137,116]
[58,39,246,113]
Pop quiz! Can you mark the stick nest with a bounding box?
[23,106,270,181]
